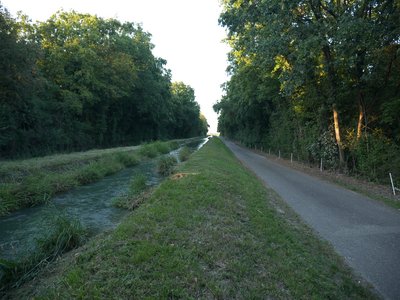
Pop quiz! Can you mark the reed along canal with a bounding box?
[0,138,208,261]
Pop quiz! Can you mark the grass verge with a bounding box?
[7,137,377,299]
[0,140,181,216]
[0,213,87,294]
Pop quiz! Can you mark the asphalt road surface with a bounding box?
[222,139,400,299]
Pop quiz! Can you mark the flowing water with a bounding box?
[0,137,209,261]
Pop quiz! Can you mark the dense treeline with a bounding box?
[0,5,208,158]
[215,0,400,182]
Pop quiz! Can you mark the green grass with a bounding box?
[0,140,179,216]
[112,174,150,210]
[157,155,178,176]
[9,137,377,299]
[0,213,87,293]
[178,146,191,162]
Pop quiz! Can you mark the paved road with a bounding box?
[223,139,400,299]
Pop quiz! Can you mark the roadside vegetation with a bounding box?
[215,1,400,186]
[7,138,377,299]
[0,140,180,216]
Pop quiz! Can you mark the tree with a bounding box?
[217,0,400,179]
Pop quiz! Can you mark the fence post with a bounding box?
[269,149,271,155]
[389,173,396,196]
[291,153,293,163]
[320,158,323,172]
[279,150,281,159]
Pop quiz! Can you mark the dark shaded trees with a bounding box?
[0,8,207,158]
[216,0,400,181]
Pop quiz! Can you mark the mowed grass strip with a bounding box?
[14,137,376,299]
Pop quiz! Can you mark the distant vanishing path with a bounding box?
[222,138,400,300]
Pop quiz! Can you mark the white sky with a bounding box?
[2,0,230,133]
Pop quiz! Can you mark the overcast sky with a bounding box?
[2,0,230,133]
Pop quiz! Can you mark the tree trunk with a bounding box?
[357,93,364,140]
[333,105,345,167]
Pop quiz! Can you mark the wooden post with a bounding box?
[291,153,293,163]
[279,150,281,159]
[320,158,323,172]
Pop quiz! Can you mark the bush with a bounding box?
[138,144,158,158]
[168,141,180,150]
[152,141,171,154]
[157,155,177,176]
[115,152,139,167]
[352,132,400,183]
[36,214,87,257]
[129,174,147,194]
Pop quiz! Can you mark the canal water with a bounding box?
[0,137,209,261]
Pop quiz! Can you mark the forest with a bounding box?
[215,0,400,182]
[0,5,208,158]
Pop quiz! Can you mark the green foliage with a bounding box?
[353,132,400,183]
[178,146,191,162]
[138,143,159,158]
[115,152,139,167]
[112,173,149,210]
[36,214,87,258]
[152,141,171,154]
[0,143,164,216]
[157,155,177,176]
[168,141,180,150]
[0,7,208,159]
[0,213,86,291]
[216,0,400,179]
[129,174,147,194]
[12,138,376,298]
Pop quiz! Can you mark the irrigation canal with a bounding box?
[0,137,209,262]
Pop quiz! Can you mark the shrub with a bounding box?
[129,174,147,194]
[152,141,171,154]
[115,152,139,167]
[352,131,400,183]
[138,144,158,158]
[168,141,180,150]
[157,155,177,176]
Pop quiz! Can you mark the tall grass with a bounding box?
[178,146,191,162]
[0,213,86,292]
[157,155,177,176]
[0,141,170,216]
[112,174,149,210]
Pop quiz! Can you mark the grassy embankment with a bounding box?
[0,140,180,216]
[10,137,376,299]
